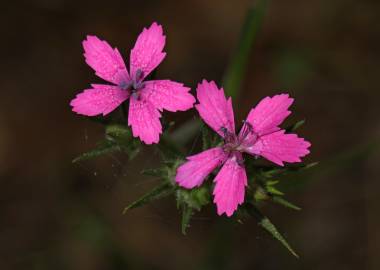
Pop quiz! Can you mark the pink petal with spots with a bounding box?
[128,97,162,144]
[70,84,129,116]
[83,36,130,84]
[195,80,235,137]
[141,80,195,112]
[175,147,228,189]
[130,22,166,80]
[247,130,311,166]
[245,94,294,136]
[213,153,247,217]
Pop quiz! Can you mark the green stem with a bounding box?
[165,1,269,145]
[222,0,268,99]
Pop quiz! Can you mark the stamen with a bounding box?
[133,81,145,91]
[135,69,144,82]
[220,127,228,137]
[236,156,245,166]
[220,126,236,144]
[120,69,146,93]
[119,81,132,90]
[240,120,253,140]
[131,91,141,101]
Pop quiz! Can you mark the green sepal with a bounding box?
[266,180,284,196]
[176,186,211,211]
[254,186,269,201]
[176,186,211,235]
[105,124,131,141]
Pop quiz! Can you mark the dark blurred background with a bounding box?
[1,0,379,269]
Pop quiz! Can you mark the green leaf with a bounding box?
[285,119,305,132]
[73,124,141,163]
[126,144,141,160]
[245,203,299,258]
[181,203,194,235]
[140,168,166,178]
[73,140,121,163]
[106,124,140,156]
[140,160,180,184]
[272,196,301,211]
[123,182,174,214]
[260,162,319,178]
[222,0,268,99]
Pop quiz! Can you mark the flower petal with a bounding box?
[213,153,247,217]
[195,80,235,137]
[175,147,228,189]
[70,84,129,116]
[128,97,162,144]
[246,130,311,166]
[83,35,130,84]
[245,94,294,136]
[141,80,195,112]
[130,22,166,80]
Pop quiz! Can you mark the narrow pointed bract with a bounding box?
[70,23,195,144]
[175,80,311,217]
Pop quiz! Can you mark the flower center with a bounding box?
[221,128,241,153]
[221,121,257,154]
[119,69,145,99]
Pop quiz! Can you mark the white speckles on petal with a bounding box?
[128,96,162,144]
[70,84,129,116]
[247,130,311,166]
[245,94,294,136]
[195,80,235,137]
[130,22,166,80]
[175,147,228,189]
[83,35,130,84]
[141,80,195,112]
[213,152,247,217]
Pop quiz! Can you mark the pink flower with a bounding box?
[175,80,311,217]
[70,22,195,144]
